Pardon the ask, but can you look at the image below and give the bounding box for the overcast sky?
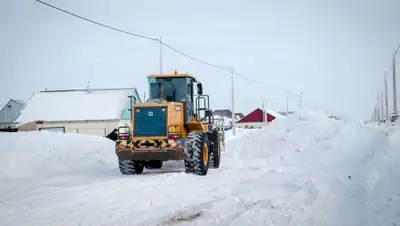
[1,0,399,120]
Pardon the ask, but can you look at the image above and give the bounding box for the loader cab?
[147,71,209,123]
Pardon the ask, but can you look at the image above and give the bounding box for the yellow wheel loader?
[115,71,224,176]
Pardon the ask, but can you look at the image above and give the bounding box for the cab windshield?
[149,77,188,102]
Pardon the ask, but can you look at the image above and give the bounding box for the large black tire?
[184,131,210,175]
[119,160,144,175]
[209,129,221,169]
[144,160,163,169]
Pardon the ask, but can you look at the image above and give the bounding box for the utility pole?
[262,101,265,123]
[381,92,384,121]
[373,107,376,122]
[393,46,399,119]
[265,100,268,124]
[384,73,389,120]
[377,108,380,123]
[159,36,163,74]
[286,90,289,115]
[231,68,236,135]
[299,92,303,110]
[376,94,381,124]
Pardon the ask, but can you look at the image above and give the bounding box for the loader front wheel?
[184,131,210,175]
[118,160,144,175]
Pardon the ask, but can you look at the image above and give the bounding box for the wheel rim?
[203,144,209,165]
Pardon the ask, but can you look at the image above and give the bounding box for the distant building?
[16,88,141,136]
[237,108,285,128]
[278,111,295,116]
[213,109,233,118]
[213,109,244,120]
[0,99,26,128]
[235,113,245,120]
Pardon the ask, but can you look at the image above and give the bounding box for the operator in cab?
[157,81,176,101]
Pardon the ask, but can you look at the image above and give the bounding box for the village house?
[16,87,141,136]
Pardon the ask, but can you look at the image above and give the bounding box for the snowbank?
[224,127,254,141]
[0,131,117,180]
[266,108,286,118]
[224,111,400,225]
[1,111,399,225]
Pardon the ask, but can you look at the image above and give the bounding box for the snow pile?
[345,124,400,226]
[226,111,346,163]
[224,127,254,141]
[0,111,399,225]
[0,131,117,180]
[16,88,134,123]
[266,108,286,118]
[223,111,400,225]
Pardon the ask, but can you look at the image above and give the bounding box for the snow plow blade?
[116,147,188,161]
[116,140,188,161]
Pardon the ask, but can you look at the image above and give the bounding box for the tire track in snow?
[360,126,400,226]
[332,125,398,226]
[152,169,330,226]
[0,168,189,226]
[1,166,279,226]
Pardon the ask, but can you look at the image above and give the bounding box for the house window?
[39,127,65,133]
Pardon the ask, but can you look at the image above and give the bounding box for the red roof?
[238,108,276,123]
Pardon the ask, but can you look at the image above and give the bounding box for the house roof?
[0,99,26,114]
[238,108,285,123]
[11,99,26,106]
[16,88,138,123]
[147,73,198,82]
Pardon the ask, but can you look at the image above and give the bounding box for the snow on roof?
[11,99,27,106]
[266,109,286,118]
[16,88,136,123]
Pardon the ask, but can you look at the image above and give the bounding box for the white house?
[16,87,141,136]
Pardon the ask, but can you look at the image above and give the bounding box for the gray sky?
[1,0,399,120]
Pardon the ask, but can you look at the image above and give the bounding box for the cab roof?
[147,71,198,82]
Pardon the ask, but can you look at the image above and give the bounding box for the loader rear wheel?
[118,160,144,175]
[184,131,210,175]
[209,130,221,169]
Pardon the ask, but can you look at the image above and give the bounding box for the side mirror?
[197,83,203,95]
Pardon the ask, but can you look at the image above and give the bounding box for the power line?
[35,0,157,41]
[233,71,300,97]
[36,0,229,69]
[36,0,302,99]
[161,41,229,70]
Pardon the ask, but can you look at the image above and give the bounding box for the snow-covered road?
[0,112,399,226]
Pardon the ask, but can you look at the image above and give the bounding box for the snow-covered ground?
[0,112,399,225]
